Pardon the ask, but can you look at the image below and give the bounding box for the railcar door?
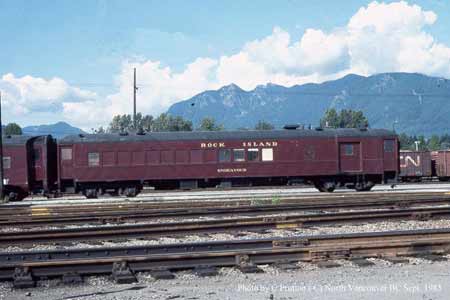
[339,142,362,172]
[60,146,74,178]
[31,144,44,190]
[382,139,397,171]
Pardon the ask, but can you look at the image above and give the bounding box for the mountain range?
[22,122,85,139]
[168,72,450,136]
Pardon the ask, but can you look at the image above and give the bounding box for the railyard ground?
[3,182,450,300]
[1,258,449,300]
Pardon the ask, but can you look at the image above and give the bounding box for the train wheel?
[2,194,10,202]
[354,181,375,192]
[84,189,98,199]
[314,181,336,192]
[124,187,137,197]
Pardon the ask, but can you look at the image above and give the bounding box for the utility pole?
[0,91,4,201]
[392,120,398,133]
[133,67,137,130]
[414,140,421,151]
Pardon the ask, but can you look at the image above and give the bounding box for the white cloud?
[2,1,450,130]
[0,73,97,127]
[346,1,449,75]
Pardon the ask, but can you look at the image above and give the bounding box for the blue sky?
[0,0,450,129]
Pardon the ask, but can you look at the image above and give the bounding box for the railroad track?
[2,192,450,227]
[2,228,450,287]
[2,206,450,246]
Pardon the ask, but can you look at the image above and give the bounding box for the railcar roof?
[60,128,396,144]
[2,135,50,146]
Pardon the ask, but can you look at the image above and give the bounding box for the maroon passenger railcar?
[2,135,57,200]
[57,128,399,197]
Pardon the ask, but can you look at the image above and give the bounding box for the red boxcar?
[399,150,432,181]
[2,135,57,200]
[436,150,450,181]
[57,128,398,197]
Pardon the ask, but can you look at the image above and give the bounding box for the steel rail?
[3,191,450,213]
[2,193,450,227]
[3,191,450,212]
[2,206,450,246]
[1,228,450,283]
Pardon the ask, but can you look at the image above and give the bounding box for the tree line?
[4,107,450,152]
[97,113,276,133]
[319,108,369,129]
[2,123,22,135]
[105,108,369,134]
[398,133,450,151]
[319,108,450,150]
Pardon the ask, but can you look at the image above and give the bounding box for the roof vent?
[283,124,300,130]
[119,132,129,136]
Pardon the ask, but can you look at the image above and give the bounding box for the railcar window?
[33,149,41,161]
[118,151,131,165]
[176,150,189,164]
[132,151,145,165]
[219,149,231,162]
[248,148,259,161]
[384,140,395,152]
[146,151,160,165]
[88,152,100,166]
[344,144,353,156]
[233,149,245,162]
[103,151,115,166]
[3,157,11,169]
[161,150,174,164]
[304,146,315,160]
[190,150,203,164]
[262,148,273,161]
[61,148,72,160]
[204,149,216,163]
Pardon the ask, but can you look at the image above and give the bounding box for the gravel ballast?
[1,257,449,300]
[2,219,450,252]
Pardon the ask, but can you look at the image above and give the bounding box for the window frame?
[247,148,259,162]
[61,148,73,161]
[33,149,41,162]
[190,149,203,164]
[88,152,100,167]
[343,144,354,156]
[131,151,145,166]
[262,148,274,161]
[3,157,11,169]
[146,150,160,165]
[219,149,231,162]
[233,149,245,162]
[384,140,395,152]
[204,149,217,163]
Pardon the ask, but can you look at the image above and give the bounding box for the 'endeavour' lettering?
[217,168,247,173]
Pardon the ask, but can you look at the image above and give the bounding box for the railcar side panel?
[58,130,398,193]
[436,150,450,180]
[2,145,28,191]
[399,151,432,179]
